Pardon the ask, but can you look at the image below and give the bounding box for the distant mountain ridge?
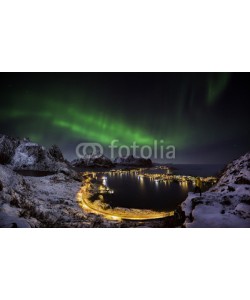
[114,155,152,167]
[71,153,114,168]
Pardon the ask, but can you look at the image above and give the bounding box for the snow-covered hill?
[182,152,250,227]
[0,163,87,228]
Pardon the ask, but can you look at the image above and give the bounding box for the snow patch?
[182,153,250,228]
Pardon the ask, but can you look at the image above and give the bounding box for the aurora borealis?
[0,73,249,163]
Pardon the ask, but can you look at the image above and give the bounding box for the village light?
[77,168,217,222]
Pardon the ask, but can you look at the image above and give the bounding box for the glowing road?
[77,185,174,221]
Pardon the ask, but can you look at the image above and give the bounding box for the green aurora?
[1,91,190,147]
[1,72,249,163]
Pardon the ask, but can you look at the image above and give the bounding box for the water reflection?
[179,180,189,192]
[139,176,145,189]
[155,181,159,188]
[84,168,216,211]
[104,174,192,210]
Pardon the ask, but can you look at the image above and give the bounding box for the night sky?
[0,73,249,163]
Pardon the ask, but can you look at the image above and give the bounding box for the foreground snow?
[182,153,250,228]
[0,165,88,227]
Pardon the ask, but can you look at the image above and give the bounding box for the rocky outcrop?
[0,134,75,173]
[48,144,65,162]
[182,152,250,228]
[11,142,70,172]
[0,135,20,164]
[114,155,152,167]
[71,154,114,168]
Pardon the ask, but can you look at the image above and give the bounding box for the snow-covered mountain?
[12,142,65,171]
[182,152,250,227]
[71,154,114,168]
[114,155,152,167]
[0,134,71,172]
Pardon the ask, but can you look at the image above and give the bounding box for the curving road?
[77,187,174,221]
